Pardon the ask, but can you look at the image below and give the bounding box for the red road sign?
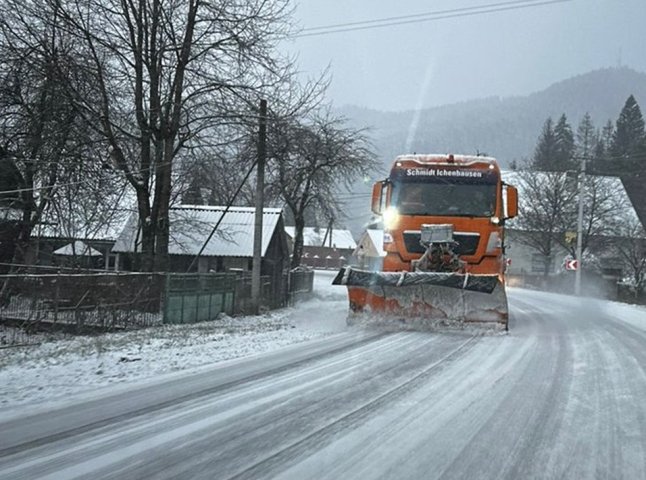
[565,259,579,271]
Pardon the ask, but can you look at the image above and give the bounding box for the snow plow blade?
[333,267,508,330]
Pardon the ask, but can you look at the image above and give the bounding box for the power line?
[301,0,561,32]
[295,0,572,38]
[0,156,253,196]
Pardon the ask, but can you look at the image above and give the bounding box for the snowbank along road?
[1,271,646,479]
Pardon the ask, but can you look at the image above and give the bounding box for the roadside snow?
[0,270,349,412]
[601,299,646,331]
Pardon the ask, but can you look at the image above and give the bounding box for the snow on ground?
[6,268,640,416]
[0,270,349,412]
[599,298,646,331]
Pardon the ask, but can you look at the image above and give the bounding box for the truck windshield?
[391,181,497,217]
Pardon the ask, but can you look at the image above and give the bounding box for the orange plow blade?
[333,267,509,331]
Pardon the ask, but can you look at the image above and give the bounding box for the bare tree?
[267,109,377,268]
[512,169,577,276]
[614,217,646,295]
[513,165,634,275]
[0,0,100,270]
[567,175,629,256]
[39,0,296,271]
[178,131,258,208]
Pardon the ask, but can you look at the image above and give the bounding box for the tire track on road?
[226,334,481,480]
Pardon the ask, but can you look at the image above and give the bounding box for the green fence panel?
[182,295,198,323]
[210,294,223,318]
[165,296,184,324]
[198,294,211,322]
[163,273,238,324]
[224,292,234,315]
[162,271,291,324]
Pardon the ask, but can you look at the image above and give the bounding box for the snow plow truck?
[333,154,518,330]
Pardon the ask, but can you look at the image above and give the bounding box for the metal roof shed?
[112,205,289,274]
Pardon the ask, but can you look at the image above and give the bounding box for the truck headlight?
[382,206,399,230]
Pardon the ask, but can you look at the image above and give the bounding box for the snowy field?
[0,270,348,413]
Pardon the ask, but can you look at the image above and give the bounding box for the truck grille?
[402,231,480,255]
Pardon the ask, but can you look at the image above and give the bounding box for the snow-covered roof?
[284,226,356,249]
[53,240,103,257]
[396,154,498,164]
[354,229,386,257]
[112,205,283,257]
[32,217,131,242]
[30,189,136,242]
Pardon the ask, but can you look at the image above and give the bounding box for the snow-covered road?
[2,273,646,479]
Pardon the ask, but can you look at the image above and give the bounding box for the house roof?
[354,229,386,257]
[112,205,283,257]
[284,226,356,249]
[619,175,646,229]
[28,205,134,241]
[53,240,103,257]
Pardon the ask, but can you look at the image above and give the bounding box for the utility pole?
[251,99,267,314]
[575,155,586,295]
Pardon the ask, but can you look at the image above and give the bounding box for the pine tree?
[554,114,576,171]
[600,120,614,152]
[532,117,559,171]
[610,95,645,160]
[588,120,614,174]
[576,113,596,159]
[591,132,607,174]
[575,113,597,173]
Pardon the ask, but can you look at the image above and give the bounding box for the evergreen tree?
[554,114,576,171]
[576,113,597,173]
[591,133,607,174]
[576,113,596,159]
[600,120,615,152]
[589,120,614,174]
[610,95,645,160]
[532,117,559,171]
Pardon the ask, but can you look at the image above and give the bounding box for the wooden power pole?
[251,99,267,314]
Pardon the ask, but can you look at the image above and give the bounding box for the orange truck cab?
[372,154,518,276]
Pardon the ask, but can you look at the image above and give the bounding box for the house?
[353,229,386,270]
[29,234,120,271]
[0,206,127,272]
[284,226,356,269]
[112,205,290,279]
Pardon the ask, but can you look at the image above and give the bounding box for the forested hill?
[337,67,646,168]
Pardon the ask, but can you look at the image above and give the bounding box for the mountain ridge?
[336,67,646,167]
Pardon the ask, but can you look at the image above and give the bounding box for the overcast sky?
[282,0,646,112]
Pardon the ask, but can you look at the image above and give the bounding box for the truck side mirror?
[505,184,518,219]
[371,182,384,215]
